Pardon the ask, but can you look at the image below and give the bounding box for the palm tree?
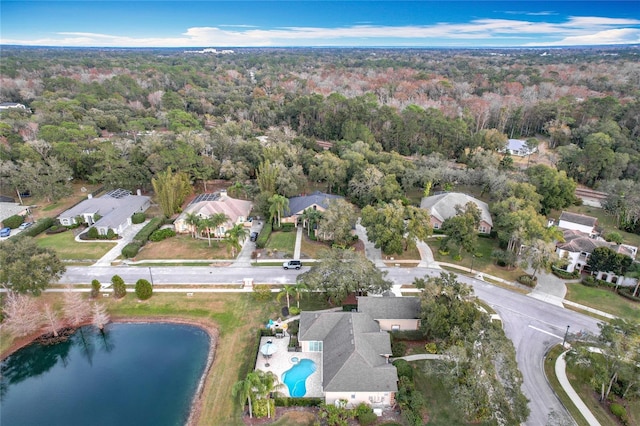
[294,282,308,308]
[300,208,322,237]
[200,213,229,247]
[232,371,261,419]
[268,194,289,228]
[225,224,249,257]
[277,284,296,309]
[254,370,283,419]
[184,212,201,238]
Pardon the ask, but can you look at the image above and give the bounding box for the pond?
[1,323,210,426]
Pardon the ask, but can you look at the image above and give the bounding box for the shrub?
[603,231,623,244]
[255,222,272,249]
[581,276,597,287]
[618,288,640,302]
[3,214,24,229]
[135,279,153,300]
[289,306,300,315]
[121,242,141,259]
[610,403,627,424]
[551,266,580,280]
[391,339,407,357]
[111,275,127,298]
[46,225,68,234]
[393,359,414,380]
[253,284,272,301]
[133,217,163,244]
[131,212,146,224]
[358,411,378,426]
[425,342,438,354]
[90,279,101,298]
[87,227,99,239]
[279,223,295,232]
[106,229,116,239]
[251,398,275,418]
[517,275,537,287]
[19,217,54,238]
[274,397,322,407]
[149,228,176,242]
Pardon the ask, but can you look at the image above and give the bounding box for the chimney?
[137,189,142,196]
[88,194,93,199]
[220,190,227,200]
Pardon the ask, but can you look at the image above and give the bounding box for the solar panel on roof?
[104,188,132,199]
[189,193,220,205]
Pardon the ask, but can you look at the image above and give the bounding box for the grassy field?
[565,283,640,321]
[299,233,331,259]
[265,231,297,257]
[135,234,232,260]
[36,230,116,260]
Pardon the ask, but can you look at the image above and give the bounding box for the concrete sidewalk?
[556,351,602,426]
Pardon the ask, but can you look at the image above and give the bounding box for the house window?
[478,225,487,233]
[61,218,70,226]
[433,223,440,229]
[351,394,356,399]
[308,341,323,352]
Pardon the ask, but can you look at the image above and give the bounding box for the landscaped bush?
[90,279,101,298]
[287,319,299,336]
[131,212,146,224]
[289,306,300,315]
[87,227,99,239]
[106,229,116,239]
[19,217,54,237]
[46,225,68,234]
[135,279,153,300]
[274,397,322,407]
[517,275,537,287]
[581,276,598,287]
[3,214,24,229]
[278,223,295,232]
[618,287,640,302]
[255,222,272,249]
[551,266,580,280]
[133,217,163,244]
[111,275,127,298]
[121,242,141,259]
[253,284,272,301]
[355,403,377,426]
[251,398,275,418]
[149,228,176,242]
[393,359,414,380]
[391,339,407,357]
[610,403,628,424]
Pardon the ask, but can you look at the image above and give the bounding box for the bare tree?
[92,302,110,331]
[42,303,62,337]
[2,291,43,338]
[62,285,92,327]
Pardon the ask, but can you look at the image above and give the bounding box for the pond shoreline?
[1,315,219,426]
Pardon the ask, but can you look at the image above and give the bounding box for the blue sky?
[1,1,639,48]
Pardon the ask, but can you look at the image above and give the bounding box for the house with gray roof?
[558,211,598,236]
[357,296,421,331]
[501,139,536,157]
[556,228,637,282]
[420,192,493,234]
[58,189,150,236]
[282,191,344,225]
[298,311,398,408]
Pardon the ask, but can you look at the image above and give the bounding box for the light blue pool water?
[282,358,316,397]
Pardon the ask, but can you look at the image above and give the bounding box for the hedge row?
[581,276,619,290]
[274,397,323,407]
[551,266,580,280]
[149,228,176,242]
[618,287,640,302]
[517,275,537,287]
[122,243,141,259]
[18,217,54,238]
[3,214,24,229]
[133,217,163,244]
[255,222,272,249]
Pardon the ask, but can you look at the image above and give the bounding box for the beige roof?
[177,195,252,227]
[420,192,492,226]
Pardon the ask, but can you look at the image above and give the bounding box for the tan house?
[298,311,398,408]
[420,192,493,234]
[357,296,421,331]
[174,191,252,237]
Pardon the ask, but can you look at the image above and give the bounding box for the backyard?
[36,230,115,262]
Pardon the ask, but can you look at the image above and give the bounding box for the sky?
[1,1,640,48]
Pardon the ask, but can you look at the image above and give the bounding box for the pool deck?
[255,336,323,398]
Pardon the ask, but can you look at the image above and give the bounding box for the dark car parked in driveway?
[250,231,259,241]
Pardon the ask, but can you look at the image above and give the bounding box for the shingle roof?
[420,192,492,226]
[299,312,398,393]
[557,230,607,253]
[286,191,343,217]
[357,296,420,320]
[177,194,252,227]
[559,211,597,228]
[507,139,527,151]
[58,190,149,229]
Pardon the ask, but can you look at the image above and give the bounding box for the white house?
[502,139,536,156]
[57,189,150,235]
[357,296,421,331]
[557,211,598,236]
[0,102,31,113]
[298,311,398,408]
[420,192,493,234]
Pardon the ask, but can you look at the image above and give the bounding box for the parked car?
[0,227,11,237]
[250,231,259,242]
[283,260,302,270]
[18,222,33,230]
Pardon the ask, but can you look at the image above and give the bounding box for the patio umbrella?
[260,341,277,357]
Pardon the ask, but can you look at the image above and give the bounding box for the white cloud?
[2,16,639,47]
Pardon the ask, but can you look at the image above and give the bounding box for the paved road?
[58,265,600,425]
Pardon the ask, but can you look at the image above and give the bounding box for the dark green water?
[1,323,210,426]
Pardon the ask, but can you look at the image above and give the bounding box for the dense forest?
[1,46,639,231]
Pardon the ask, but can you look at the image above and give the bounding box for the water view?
[1,323,210,426]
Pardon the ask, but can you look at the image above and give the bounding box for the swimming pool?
[282,358,317,397]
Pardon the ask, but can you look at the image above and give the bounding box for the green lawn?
[565,283,640,321]
[265,231,297,257]
[544,346,591,426]
[36,231,116,260]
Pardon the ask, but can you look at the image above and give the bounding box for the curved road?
[60,265,601,425]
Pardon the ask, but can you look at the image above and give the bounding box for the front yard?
[36,230,115,262]
[565,282,640,322]
[135,234,234,260]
